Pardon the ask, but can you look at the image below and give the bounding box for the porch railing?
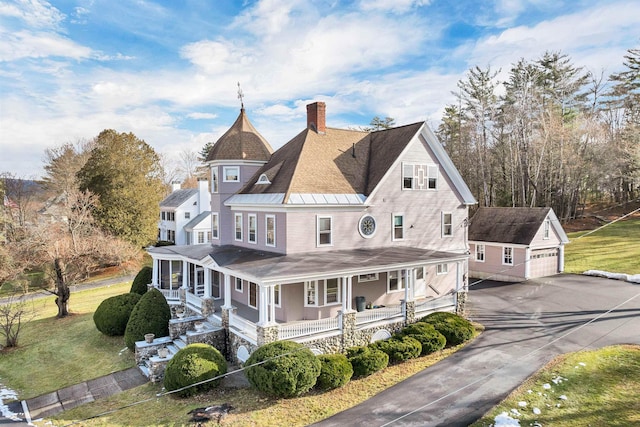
[158,288,180,301]
[279,316,341,340]
[415,293,456,315]
[186,292,202,312]
[229,311,257,343]
[355,304,403,325]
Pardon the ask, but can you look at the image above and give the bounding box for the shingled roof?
[238,123,424,201]
[469,207,561,245]
[160,188,197,208]
[206,108,274,162]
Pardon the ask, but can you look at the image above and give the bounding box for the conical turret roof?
[205,109,273,162]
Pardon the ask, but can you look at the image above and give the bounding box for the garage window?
[475,244,485,262]
[503,247,514,265]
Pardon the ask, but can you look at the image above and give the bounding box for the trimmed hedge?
[346,346,389,378]
[419,311,474,346]
[316,354,353,390]
[370,336,422,364]
[164,343,227,397]
[124,288,171,350]
[399,322,447,355]
[130,266,152,295]
[93,292,141,336]
[245,341,321,398]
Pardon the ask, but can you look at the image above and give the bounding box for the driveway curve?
[311,274,640,427]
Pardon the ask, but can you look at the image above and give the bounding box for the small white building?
[158,179,211,245]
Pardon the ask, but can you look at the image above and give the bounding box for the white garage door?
[530,248,559,278]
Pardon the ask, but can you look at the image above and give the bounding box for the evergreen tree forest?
[437,49,640,221]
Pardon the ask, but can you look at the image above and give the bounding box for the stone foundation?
[455,291,468,317]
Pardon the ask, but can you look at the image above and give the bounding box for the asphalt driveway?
[312,274,640,427]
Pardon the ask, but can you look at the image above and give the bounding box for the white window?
[387,270,405,292]
[273,284,281,307]
[325,278,340,305]
[197,231,205,244]
[543,219,550,239]
[476,244,485,262]
[266,215,276,247]
[223,166,240,182]
[393,214,404,240]
[442,212,452,237]
[427,165,438,189]
[161,211,166,220]
[185,212,191,219]
[436,263,448,275]
[235,213,243,241]
[358,273,379,282]
[305,281,318,306]
[249,282,257,308]
[317,216,332,246]
[256,174,271,184]
[211,167,219,193]
[211,213,219,239]
[248,214,257,244]
[235,277,243,292]
[207,231,212,242]
[503,247,514,265]
[402,163,438,190]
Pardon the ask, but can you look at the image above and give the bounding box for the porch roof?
[147,244,469,285]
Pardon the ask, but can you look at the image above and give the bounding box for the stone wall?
[456,291,468,316]
[228,333,259,365]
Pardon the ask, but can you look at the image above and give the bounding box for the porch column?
[257,284,268,326]
[558,245,565,273]
[152,258,158,287]
[524,248,531,279]
[342,276,354,312]
[204,268,211,298]
[269,285,276,325]
[404,268,414,302]
[182,261,189,289]
[222,273,232,309]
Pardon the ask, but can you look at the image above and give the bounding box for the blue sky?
[1,0,639,179]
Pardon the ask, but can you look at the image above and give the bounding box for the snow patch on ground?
[583,270,640,284]
[0,383,21,421]
[493,411,521,426]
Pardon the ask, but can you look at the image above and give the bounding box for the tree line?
[436,48,640,220]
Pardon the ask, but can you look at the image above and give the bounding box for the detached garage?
[468,207,569,282]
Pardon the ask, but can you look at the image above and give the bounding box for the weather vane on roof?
[237,82,244,110]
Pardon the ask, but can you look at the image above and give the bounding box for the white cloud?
[0,0,65,29]
[0,29,92,61]
[358,0,431,14]
[187,112,218,120]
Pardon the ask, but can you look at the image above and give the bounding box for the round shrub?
[245,341,321,398]
[130,266,152,295]
[419,311,475,346]
[164,343,227,397]
[93,292,141,336]
[400,322,446,355]
[124,288,171,350]
[346,346,389,378]
[316,354,353,390]
[370,336,422,364]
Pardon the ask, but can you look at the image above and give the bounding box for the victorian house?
[143,102,476,372]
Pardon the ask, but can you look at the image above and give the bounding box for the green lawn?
[471,345,640,427]
[564,218,640,275]
[0,282,136,398]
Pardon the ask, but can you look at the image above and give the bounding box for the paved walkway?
[4,368,147,425]
[312,274,640,426]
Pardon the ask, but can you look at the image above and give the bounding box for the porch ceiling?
[149,244,468,284]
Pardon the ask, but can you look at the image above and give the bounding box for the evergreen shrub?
[399,322,447,355]
[346,346,389,378]
[370,336,422,364]
[93,292,141,336]
[245,341,321,398]
[316,354,353,390]
[124,288,171,350]
[419,311,474,346]
[163,343,227,397]
[130,266,152,295]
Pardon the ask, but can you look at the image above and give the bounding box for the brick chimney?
[306,102,326,134]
